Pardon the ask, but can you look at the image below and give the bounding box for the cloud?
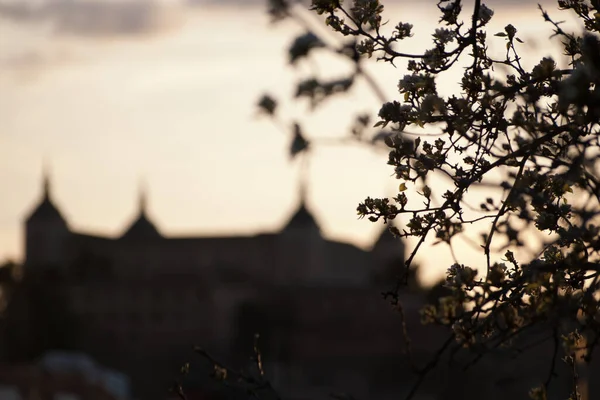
[0,51,46,69]
[0,0,565,80]
[0,1,187,84]
[0,0,561,38]
[186,0,555,6]
[0,0,180,37]
[0,48,76,84]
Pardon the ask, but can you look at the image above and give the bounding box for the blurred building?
[13,173,408,399]
[9,173,600,400]
[23,174,401,286]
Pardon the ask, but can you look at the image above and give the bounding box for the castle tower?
[281,182,320,237]
[121,182,161,240]
[24,169,70,270]
[278,179,324,284]
[371,184,407,284]
[371,222,406,284]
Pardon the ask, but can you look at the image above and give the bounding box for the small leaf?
[404,92,410,102]
[289,32,325,65]
[213,365,227,381]
[494,32,507,37]
[422,185,431,198]
[290,123,310,160]
[384,135,394,147]
[180,363,190,374]
[516,37,524,43]
[257,94,277,115]
[506,42,511,50]
[525,282,540,292]
[399,182,407,192]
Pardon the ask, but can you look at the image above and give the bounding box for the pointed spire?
[26,159,66,224]
[42,159,51,201]
[298,170,308,206]
[283,166,320,232]
[121,178,161,239]
[138,178,148,216]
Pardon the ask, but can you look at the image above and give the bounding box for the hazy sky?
[0,0,582,284]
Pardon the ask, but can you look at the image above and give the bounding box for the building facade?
[16,174,600,400]
[20,174,407,399]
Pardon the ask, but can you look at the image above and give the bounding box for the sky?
[0,0,583,285]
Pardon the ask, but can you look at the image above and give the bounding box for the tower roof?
[26,170,66,223]
[121,184,161,240]
[285,203,319,229]
[373,222,401,250]
[283,178,320,232]
[122,214,161,239]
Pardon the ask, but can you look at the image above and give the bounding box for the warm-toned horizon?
[0,0,582,284]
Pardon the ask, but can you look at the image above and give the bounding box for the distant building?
[18,173,407,399]
[23,173,403,286]
[12,173,600,400]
